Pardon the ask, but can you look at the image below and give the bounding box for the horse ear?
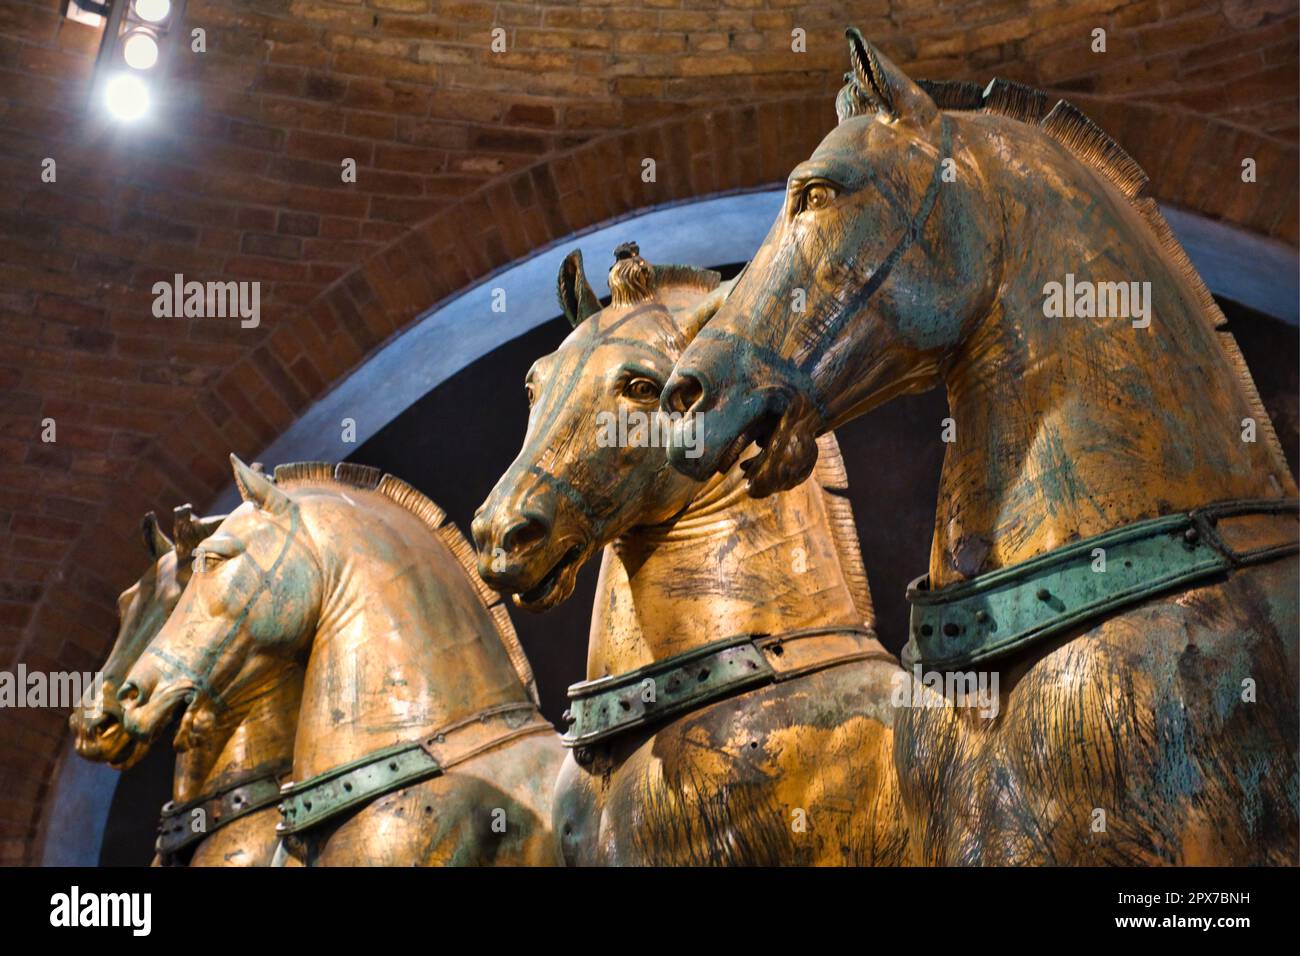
[843,29,936,127]
[172,504,227,563]
[141,512,174,559]
[557,250,601,328]
[231,454,291,515]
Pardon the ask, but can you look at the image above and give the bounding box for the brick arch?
[16,91,1290,866]
[5,0,1298,864]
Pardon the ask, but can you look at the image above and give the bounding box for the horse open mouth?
[676,389,790,483]
[734,402,820,498]
[73,711,146,769]
[97,716,147,769]
[717,407,782,477]
[121,679,199,750]
[514,543,583,612]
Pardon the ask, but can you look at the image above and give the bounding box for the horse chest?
[557,670,906,866]
[186,808,282,867]
[555,720,790,867]
[896,574,1299,865]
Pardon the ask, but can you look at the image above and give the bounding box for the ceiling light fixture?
[121,29,160,70]
[78,0,189,123]
[132,0,171,23]
[104,72,151,121]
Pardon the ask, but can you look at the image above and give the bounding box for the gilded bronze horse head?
[664,31,1001,497]
[70,507,224,769]
[472,243,722,612]
[117,462,318,769]
[73,495,298,866]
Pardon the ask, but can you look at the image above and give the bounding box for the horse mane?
[271,461,540,706]
[911,76,1291,482]
[811,432,876,629]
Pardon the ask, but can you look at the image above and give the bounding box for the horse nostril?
[664,373,704,415]
[502,514,548,555]
[118,682,142,706]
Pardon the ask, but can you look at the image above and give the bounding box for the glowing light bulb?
[132,0,171,23]
[104,73,150,122]
[122,31,159,70]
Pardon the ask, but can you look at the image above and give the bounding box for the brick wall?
[1,0,1296,863]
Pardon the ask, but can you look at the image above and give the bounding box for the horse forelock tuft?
[836,78,871,123]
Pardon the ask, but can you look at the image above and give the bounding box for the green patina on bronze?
[907,498,1300,670]
[157,763,289,864]
[564,636,771,748]
[277,701,551,838]
[277,742,443,837]
[563,625,884,749]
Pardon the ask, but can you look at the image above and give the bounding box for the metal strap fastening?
[562,625,892,749]
[904,498,1299,671]
[276,701,552,836]
[156,762,290,865]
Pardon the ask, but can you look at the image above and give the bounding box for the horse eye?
[802,183,837,212]
[623,378,660,402]
[524,382,537,406]
[193,549,225,574]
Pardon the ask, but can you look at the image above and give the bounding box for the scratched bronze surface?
[474,246,909,865]
[662,29,1299,864]
[119,457,564,866]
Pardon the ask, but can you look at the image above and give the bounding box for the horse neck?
[931,117,1296,586]
[292,495,530,778]
[172,660,302,804]
[587,462,864,678]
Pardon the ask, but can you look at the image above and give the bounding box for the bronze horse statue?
[473,244,908,865]
[70,505,300,866]
[120,456,564,866]
[662,30,1299,865]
